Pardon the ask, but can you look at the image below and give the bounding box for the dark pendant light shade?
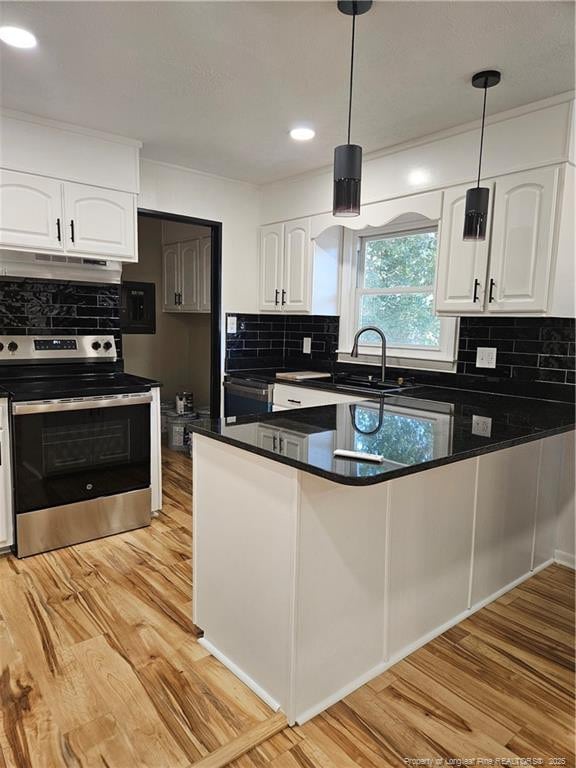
[463,69,501,240]
[333,143,362,216]
[333,1,372,217]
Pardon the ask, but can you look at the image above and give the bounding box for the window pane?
[359,293,441,347]
[363,231,437,289]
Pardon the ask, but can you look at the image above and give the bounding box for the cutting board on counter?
[275,371,332,381]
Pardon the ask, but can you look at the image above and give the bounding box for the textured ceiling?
[0,1,574,184]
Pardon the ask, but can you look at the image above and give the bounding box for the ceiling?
[0,1,574,185]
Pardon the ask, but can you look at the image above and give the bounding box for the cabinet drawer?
[273,383,362,409]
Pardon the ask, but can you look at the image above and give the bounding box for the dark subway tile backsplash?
[0,278,122,355]
[226,313,339,370]
[458,317,575,385]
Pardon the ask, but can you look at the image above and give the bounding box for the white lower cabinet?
[0,400,13,550]
[273,383,362,410]
[436,165,562,315]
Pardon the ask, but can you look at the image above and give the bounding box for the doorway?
[124,209,222,419]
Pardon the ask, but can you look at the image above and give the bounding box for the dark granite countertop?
[191,387,575,486]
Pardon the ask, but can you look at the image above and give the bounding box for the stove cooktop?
[0,372,157,402]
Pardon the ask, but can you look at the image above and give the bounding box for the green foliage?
[359,230,440,347]
[363,231,437,289]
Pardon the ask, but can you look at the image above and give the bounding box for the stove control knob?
[92,341,102,351]
[7,341,18,353]
[0,342,4,352]
[103,341,113,351]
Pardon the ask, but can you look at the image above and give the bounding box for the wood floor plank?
[189,712,288,768]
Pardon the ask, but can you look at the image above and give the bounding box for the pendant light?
[333,1,372,217]
[463,69,501,240]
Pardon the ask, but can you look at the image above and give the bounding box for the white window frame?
[338,221,459,370]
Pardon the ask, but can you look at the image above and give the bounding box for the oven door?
[12,394,152,515]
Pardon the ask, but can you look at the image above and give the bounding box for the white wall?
[260,95,573,225]
[139,159,261,314]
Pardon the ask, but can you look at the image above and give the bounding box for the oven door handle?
[12,393,153,416]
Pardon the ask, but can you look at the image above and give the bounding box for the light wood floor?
[1,448,574,768]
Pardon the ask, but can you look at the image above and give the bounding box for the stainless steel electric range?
[0,335,155,558]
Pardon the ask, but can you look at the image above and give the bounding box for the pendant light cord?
[347,10,356,144]
[476,80,488,188]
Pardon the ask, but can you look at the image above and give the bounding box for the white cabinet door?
[283,218,312,312]
[162,243,180,312]
[435,183,492,313]
[0,402,13,550]
[199,236,212,313]
[260,224,283,311]
[258,425,280,453]
[180,239,200,311]
[64,182,136,259]
[0,169,64,251]
[487,167,559,313]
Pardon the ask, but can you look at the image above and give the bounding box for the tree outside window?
[357,229,442,349]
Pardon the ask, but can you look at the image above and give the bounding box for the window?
[340,223,458,366]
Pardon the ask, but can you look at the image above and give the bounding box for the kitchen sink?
[331,373,418,393]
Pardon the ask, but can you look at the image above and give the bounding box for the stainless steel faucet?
[350,326,387,382]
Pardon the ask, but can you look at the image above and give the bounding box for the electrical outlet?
[302,337,312,354]
[227,316,237,334]
[475,347,497,369]
[472,415,492,438]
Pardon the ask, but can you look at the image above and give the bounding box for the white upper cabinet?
[435,182,493,313]
[64,182,135,260]
[0,169,137,262]
[487,166,559,313]
[259,218,312,313]
[0,170,64,252]
[283,218,312,312]
[260,224,283,311]
[180,239,200,311]
[162,237,211,313]
[162,243,180,311]
[436,166,563,315]
[199,236,212,312]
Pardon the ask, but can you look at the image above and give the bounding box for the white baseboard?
[555,549,576,569]
[198,637,282,715]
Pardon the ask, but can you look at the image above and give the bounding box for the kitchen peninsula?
[190,388,574,725]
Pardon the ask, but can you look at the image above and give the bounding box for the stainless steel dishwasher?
[223,378,274,417]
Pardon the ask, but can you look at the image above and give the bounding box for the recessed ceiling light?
[0,26,37,49]
[290,127,315,141]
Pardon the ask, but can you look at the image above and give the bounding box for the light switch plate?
[476,347,497,369]
[302,337,312,354]
[227,316,237,334]
[472,415,492,438]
